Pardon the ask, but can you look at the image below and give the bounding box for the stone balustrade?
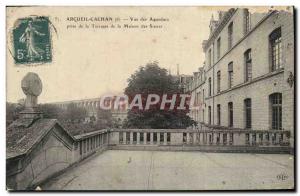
[108,127,291,153]
[6,126,292,190]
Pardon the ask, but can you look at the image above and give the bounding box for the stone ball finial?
[21,72,42,97]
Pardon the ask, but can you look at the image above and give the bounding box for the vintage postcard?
[6,6,295,191]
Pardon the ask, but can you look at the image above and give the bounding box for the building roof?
[6,118,73,159]
[203,8,237,51]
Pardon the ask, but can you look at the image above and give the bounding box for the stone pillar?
[220,133,223,145]
[275,133,280,145]
[144,132,147,145]
[263,133,268,146]
[199,133,202,145]
[249,133,253,146]
[157,133,160,145]
[257,133,261,146]
[130,132,133,145]
[137,132,140,144]
[186,133,190,145]
[164,133,167,145]
[193,133,197,145]
[150,132,153,145]
[123,132,126,145]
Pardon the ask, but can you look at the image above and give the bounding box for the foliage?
[123,62,195,129]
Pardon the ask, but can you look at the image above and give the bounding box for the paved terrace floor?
[42,150,294,190]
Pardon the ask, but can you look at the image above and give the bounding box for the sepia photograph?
[5,5,295,191]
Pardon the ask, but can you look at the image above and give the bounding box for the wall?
[6,126,109,190]
[189,9,294,138]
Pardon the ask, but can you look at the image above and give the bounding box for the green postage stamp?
[13,16,52,64]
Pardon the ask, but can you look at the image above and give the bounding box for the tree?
[38,104,65,119]
[6,102,24,125]
[94,109,113,129]
[123,62,195,129]
[62,103,88,122]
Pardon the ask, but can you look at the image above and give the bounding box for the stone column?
[249,133,253,146]
[150,132,153,145]
[137,132,140,145]
[164,133,167,145]
[123,132,126,145]
[263,133,268,146]
[275,133,280,145]
[199,133,202,145]
[144,132,147,145]
[186,133,190,145]
[130,132,133,145]
[220,133,223,145]
[193,133,197,145]
[157,133,160,145]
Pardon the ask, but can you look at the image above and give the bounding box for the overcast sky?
[6,7,224,103]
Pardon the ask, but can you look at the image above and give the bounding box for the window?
[270,93,282,130]
[270,27,282,71]
[244,9,251,34]
[217,37,221,59]
[244,98,251,128]
[228,62,233,88]
[244,49,252,82]
[217,71,221,93]
[228,22,233,49]
[208,77,212,96]
[202,89,205,102]
[202,109,205,122]
[228,102,233,127]
[196,92,201,106]
[208,49,212,67]
[217,104,221,125]
[208,106,211,125]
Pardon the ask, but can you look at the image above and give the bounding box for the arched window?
[228,22,233,49]
[244,98,252,128]
[244,8,251,34]
[217,71,221,93]
[228,62,233,88]
[244,49,252,82]
[228,102,233,127]
[217,104,221,125]
[270,93,282,130]
[269,27,282,71]
[208,77,212,96]
[208,106,212,125]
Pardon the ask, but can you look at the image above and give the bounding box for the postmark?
[12,16,52,64]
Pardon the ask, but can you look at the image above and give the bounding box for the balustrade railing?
[74,130,109,158]
[110,127,290,148]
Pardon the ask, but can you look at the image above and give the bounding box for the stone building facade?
[186,8,294,144]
